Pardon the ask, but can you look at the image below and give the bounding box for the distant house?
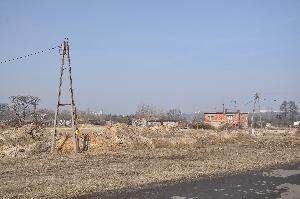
[132,119,147,127]
[204,110,248,128]
[147,120,162,127]
[132,119,179,127]
[162,121,179,127]
[294,121,300,127]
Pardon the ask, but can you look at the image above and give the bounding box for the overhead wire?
[0,45,60,64]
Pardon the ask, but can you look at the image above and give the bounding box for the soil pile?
[0,124,50,157]
[2,124,299,156]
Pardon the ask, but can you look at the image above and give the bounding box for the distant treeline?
[0,96,298,128]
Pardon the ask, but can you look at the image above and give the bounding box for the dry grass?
[0,124,300,198]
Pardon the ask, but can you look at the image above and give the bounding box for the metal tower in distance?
[250,92,262,132]
[51,38,79,153]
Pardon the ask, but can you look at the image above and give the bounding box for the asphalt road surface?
[76,162,300,199]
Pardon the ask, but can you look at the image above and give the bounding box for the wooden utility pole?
[51,38,79,153]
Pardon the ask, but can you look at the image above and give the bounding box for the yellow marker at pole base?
[75,128,80,136]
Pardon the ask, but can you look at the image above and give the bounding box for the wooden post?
[51,38,79,153]
[66,40,79,153]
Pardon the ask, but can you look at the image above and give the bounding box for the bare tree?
[288,101,298,124]
[135,104,159,120]
[279,100,299,126]
[166,109,183,121]
[9,95,40,125]
[280,101,289,125]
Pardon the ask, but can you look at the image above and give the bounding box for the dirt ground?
[1,125,300,198]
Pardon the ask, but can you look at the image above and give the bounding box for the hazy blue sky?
[0,0,299,114]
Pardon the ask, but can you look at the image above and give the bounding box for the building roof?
[204,112,249,115]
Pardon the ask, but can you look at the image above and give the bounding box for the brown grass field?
[1,124,300,198]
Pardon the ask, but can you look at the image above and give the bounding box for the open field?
[1,125,300,198]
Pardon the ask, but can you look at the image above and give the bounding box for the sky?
[0,0,299,114]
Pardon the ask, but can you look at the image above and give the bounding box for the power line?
[0,46,60,64]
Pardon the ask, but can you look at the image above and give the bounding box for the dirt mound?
[56,124,157,153]
[2,124,299,156]
[56,124,259,154]
[0,124,50,157]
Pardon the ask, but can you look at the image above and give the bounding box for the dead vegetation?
[0,124,300,198]
[0,124,49,158]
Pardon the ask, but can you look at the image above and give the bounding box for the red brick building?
[204,111,249,128]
